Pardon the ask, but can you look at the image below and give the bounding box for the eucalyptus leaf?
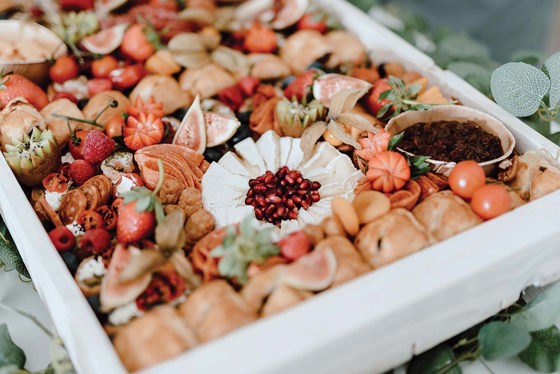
[406,344,461,374]
[511,282,560,332]
[478,321,532,360]
[0,324,26,369]
[490,62,550,117]
[0,222,29,280]
[447,61,491,95]
[518,326,560,373]
[438,34,492,65]
[543,52,560,108]
[511,50,548,66]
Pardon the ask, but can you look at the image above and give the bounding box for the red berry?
[218,85,244,111]
[48,226,76,252]
[81,130,115,164]
[237,76,260,97]
[79,228,112,254]
[117,201,155,243]
[278,231,310,261]
[68,160,96,186]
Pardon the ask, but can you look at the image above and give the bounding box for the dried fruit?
[366,151,411,193]
[124,112,164,151]
[3,128,61,187]
[173,95,206,153]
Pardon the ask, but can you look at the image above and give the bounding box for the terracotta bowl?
[0,20,67,85]
[385,105,516,176]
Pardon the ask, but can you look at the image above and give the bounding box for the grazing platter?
[0,0,559,373]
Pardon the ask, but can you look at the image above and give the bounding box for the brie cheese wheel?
[202,130,364,238]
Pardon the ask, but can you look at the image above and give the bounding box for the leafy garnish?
[0,218,30,280]
[387,132,404,151]
[377,76,456,119]
[386,132,430,178]
[211,216,278,285]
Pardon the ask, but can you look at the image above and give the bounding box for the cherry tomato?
[448,160,486,199]
[366,78,393,116]
[91,56,119,79]
[149,0,178,11]
[77,210,106,231]
[109,64,146,90]
[278,231,310,261]
[68,130,90,159]
[470,184,511,220]
[105,114,125,138]
[42,173,69,192]
[49,56,79,84]
[95,205,117,231]
[111,198,124,215]
[87,78,112,96]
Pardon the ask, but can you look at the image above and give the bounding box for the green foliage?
[0,218,30,280]
[510,282,560,332]
[518,326,560,373]
[542,52,560,108]
[0,324,26,369]
[491,62,550,117]
[478,321,531,360]
[407,344,462,374]
[211,216,278,285]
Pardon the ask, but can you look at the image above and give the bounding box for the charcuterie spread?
[1,0,560,371]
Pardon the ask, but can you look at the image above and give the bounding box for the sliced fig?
[281,247,337,291]
[81,23,128,55]
[173,95,207,153]
[271,0,309,30]
[205,111,241,147]
[312,74,372,108]
[100,244,152,312]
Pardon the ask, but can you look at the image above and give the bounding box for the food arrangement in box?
[2,0,560,371]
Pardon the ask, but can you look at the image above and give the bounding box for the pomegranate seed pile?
[245,166,321,225]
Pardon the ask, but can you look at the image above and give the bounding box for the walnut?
[184,209,215,249]
[178,187,203,218]
[157,178,183,204]
[498,155,519,183]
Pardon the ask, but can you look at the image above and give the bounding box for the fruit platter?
[1,0,560,373]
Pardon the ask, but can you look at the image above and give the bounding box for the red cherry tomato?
[297,13,328,33]
[77,210,106,231]
[470,184,511,220]
[87,78,112,96]
[91,56,119,79]
[448,160,486,199]
[42,173,69,192]
[49,56,79,84]
[109,64,146,90]
[68,130,90,159]
[278,231,311,261]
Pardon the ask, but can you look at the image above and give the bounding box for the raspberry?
[69,159,96,186]
[81,130,115,164]
[48,226,76,252]
[79,228,112,254]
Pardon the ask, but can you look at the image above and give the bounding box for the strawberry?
[68,130,89,160]
[69,160,96,186]
[48,226,76,252]
[81,130,116,164]
[0,72,49,110]
[284,70,316,101]
[244,21,277,53]
[365,78,393,116]
[79,229,112,254]
[218,85,244,111]
[117,160,165,243]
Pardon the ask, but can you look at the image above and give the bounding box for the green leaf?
[348,0,379,11]
[406,344,461,374]
[511,282,560,332]
[0,220,30,280]
[408,83,422,97]
[478,321,532,360]
[518,326,560,373]
[447,61,492,95]
[378,89,392,100]
[239,216,254,238]
[134,195,152,212]
[0,324,26,368]
[0,364,28,374]
[522,113,551,137]
[437,34,492,65]
[511,50,548,66]
[543,52,560,108]
[387,132,404,151]
[490,62,550,117]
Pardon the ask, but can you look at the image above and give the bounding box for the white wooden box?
[1,1,560,373]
